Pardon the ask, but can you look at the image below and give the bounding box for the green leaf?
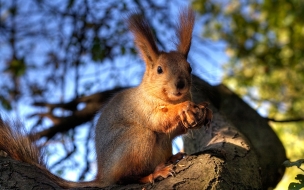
[5,58,26,77]
[0,96,12,110]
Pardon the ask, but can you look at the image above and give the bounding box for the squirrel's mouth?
[162,87,189,102]
[166,90,186,101]
[173,91,183,96]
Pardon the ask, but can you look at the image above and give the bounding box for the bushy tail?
[0,119,44,166]
[0,118,99,188]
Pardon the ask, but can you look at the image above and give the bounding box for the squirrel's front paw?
[197,102,213,128]
[179,101,212,128]
[179,101,202,128]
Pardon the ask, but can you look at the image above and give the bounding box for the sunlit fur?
[94,8,196,186]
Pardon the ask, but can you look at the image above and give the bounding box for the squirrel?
[0,8,212,188]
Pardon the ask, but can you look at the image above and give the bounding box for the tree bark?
[0,76,286,189]
[184,75,286,189]
[0,150,261,190]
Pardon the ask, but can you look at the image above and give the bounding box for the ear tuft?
[175,8,195,58]
[128,13,159,65]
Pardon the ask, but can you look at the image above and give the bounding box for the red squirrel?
[0,8,212,188]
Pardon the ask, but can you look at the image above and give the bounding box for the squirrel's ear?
[128,13,159,66]
[175,8,195,58]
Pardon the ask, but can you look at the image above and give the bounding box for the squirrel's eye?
[157,66,163,74]
[188,66,192,73]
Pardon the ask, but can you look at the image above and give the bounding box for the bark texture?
[0,76,286,189]
[184,75,286,189]
[0,152,261,190]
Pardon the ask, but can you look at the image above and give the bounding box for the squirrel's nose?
[176,80,185,90]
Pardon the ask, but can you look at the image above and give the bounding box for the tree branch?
[0,122,262,189]
[266,117,304,123]
[29,87,126,141]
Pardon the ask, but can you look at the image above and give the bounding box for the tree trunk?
[0,76,286,189]
[184,75,286,189]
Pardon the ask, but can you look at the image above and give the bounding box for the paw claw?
[170,171,176,177]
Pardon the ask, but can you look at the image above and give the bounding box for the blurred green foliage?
[192,0,304,189]
[193,0,304,118]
